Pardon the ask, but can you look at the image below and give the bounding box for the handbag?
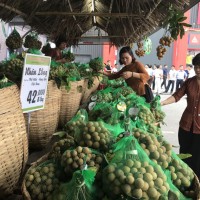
[144,83,154,103]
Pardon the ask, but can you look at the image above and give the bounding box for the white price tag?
[20,54,51,113]
[88,102,96,110]
[129,107,139,116]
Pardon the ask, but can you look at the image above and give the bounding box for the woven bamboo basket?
[193,173,200,200]
[24,81,61,150]
[22,154,49,200]
[59,79,85,127]
[81,76,100,104]
[0,85,28,196]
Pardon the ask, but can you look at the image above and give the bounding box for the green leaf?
[180,23,192,27]
[53,131,66,137]
[180,26,185,39]
[177,153,192,160]
[178,16,187,22]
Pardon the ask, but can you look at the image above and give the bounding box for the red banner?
[198,3,200,25]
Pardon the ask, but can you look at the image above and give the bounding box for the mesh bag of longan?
[88,101,127,130]
[150,95,166,124]
[167,151,199,199]
[165,170,192,200]
[65,109,88,137]
[88,102,115,122]
[49,168,97,200]
[74,120,114,153]
[106,78,125,88]
[23,158,61,200]
[129,119,173,170]
[48,134,75,161]
[125,91,148,108]
[61,146,104,178]
[102,135,170,199]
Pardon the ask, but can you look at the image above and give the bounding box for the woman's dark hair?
[192,53,200,66]
[119,46,136,65]
[55,36,67,47]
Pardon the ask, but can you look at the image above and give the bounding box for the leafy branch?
[162,6,192,40]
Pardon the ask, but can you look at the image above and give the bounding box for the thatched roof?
[0,0,198,46]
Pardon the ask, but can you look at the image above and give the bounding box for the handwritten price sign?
[20,54,51,113]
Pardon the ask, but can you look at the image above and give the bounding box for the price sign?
[20,53,51,113]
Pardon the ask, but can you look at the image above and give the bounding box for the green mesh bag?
[112,86,133,99]
[165,170,192,200]
[150,95,166,123]
[74,120,114,153]
[88,102,114,121]
[24,160,61,200]
[48,135,75,162]
[106,78,125,88]
[132,125,172,170]
[168,151,196,198]
[66,109,88,137]
[147,123,162,135]
[49,168,96,200]
[103,135,170,199]
[61,146,103,176]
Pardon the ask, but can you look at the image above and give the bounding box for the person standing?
[176,65,187,91]
[104,60,112,72]
[111,64,118,73]
[152,64,156,90]
[165,65,177,93]
[187,65,195,78]
[102,46,149,100]
[154,65,163,94]
[160,53,200,180]
[45,36,67,63]
[161,64,168,90]
[145,64,154,87]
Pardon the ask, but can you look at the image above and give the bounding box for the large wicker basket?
[59,79,85,127]
[24,81,61,150]
[81,76,100,104]
[0,85,28,196]
[193,173,200,200]
[22,154,49,200]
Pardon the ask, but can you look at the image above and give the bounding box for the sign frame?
[20,53,51,113]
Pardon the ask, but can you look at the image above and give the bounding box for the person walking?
[176,65,187,91]
[165,65,177,93]
[102,46,150,101]
[161,64,168,90]
[160,53,200,180]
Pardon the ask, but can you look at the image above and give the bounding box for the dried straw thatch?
[0,0,198,46]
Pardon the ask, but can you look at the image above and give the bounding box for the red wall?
[102,42,117,67]
[172,11,190,69]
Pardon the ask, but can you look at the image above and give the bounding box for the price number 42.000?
[27,89,45,104]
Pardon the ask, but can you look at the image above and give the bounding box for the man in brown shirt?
[161,53,200,179]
